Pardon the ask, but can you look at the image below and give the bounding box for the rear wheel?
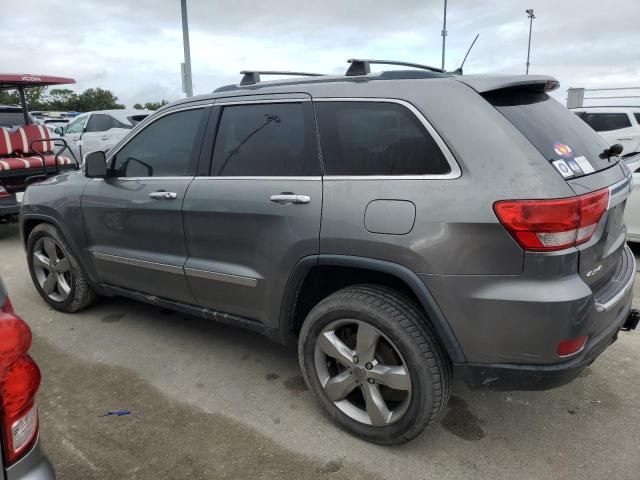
[298,284,451,445]
[27,223,97,312]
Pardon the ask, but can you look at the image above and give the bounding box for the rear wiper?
[600,143,624,162]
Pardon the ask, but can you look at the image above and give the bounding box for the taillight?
[0,297,40,464]
[557,335,589,358]
[0,186,10,198]
[494,188,609,251]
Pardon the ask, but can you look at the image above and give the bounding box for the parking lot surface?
[1,224,639,479]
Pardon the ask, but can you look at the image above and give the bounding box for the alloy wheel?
[313,319,412,426]
[32,237,72,302]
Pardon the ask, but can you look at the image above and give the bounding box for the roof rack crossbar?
[346,59,446,76]
[239,70,325,86]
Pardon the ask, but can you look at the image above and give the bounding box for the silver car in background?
[59,109,150,163]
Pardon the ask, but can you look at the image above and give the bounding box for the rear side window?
[578,113,632,132]
[86,114,131,132]
[634,113,640,125]
[315,101,450,176]
[485,91,615,176]
[128,115,148,126]
[212,102,319,176]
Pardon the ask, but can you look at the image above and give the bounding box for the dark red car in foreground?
[0,278,54,479]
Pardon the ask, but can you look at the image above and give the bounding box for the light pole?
[525,9,535,75]
[181,0,193,97]
[441,0,448,70]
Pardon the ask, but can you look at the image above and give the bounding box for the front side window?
[112,108,203,177]
[212,102,319,176]
[315,101,451,176]
[581,113,632,132]
[65,115,87,134]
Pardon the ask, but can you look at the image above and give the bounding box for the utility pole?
[441,0,448,70]
[181,0,193,97]
[525,9,535,75]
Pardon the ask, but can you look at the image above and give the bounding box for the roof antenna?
[449,33,479,75]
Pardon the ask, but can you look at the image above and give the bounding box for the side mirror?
[84,151,108,178]
[53,127,63,136]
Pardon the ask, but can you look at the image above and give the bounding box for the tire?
[298,284,451,445]
[26,223,97,313]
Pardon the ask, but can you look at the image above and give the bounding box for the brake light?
[0,296,40,465]
[557,335,589,357]
[494,188,609,251]
[0,186,9,198]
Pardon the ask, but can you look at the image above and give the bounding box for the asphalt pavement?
[1,223,639,479]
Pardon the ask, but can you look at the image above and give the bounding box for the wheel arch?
[21,213,98,284]
[279,254,466,363]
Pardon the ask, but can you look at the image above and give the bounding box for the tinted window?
[315,102,450,176]
[113,108,203,177]
[0,111,25,128]
[634,113,640,125]
[212,103,319,176]
[128,114,148,126]
[86,114,130,132]
[485,91,615,175]
[579,113,632,132]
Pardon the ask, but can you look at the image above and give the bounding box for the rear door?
[82,105,209,304]
[182,94,322,327]
[485,90,630,291]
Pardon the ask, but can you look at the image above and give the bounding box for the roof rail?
[239,70,325,86]
[345,59,445,76]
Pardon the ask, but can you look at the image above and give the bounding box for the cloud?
[1,0,639,106]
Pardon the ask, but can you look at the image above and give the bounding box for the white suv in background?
[60,109,151,163]
[572,107,640,158]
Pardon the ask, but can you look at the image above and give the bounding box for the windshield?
[484,90,617,178]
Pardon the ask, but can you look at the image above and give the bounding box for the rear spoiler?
[455,75,560,93]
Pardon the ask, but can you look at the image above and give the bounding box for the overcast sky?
[3,0,639,107]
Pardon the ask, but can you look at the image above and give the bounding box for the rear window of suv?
[484,90,616,176]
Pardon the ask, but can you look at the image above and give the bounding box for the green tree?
[47,88,78,111]
[75,88,125,111]
[140,100,169,111]
[133,103,144,110]
[0,87,47,109]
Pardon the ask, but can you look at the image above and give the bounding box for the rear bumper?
[456,304,636,390]
[420,243,636,389]
[5,437,55,480]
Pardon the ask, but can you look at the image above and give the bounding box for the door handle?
[148,191,177,200]
[618,137,633,141]
[101,136,109,141]
[270,194,311,205]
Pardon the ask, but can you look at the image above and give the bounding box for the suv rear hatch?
[480,83,631,297]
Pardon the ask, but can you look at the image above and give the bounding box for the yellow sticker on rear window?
[553,142,573,157]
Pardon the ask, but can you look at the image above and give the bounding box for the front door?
[81,105,209,304]
[183,96,322,327]
[61,113,89,163]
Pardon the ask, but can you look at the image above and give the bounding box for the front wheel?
[27,223,97,313]
[298,285,451,445]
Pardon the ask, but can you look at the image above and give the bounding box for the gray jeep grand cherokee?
[20,60,638,444]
